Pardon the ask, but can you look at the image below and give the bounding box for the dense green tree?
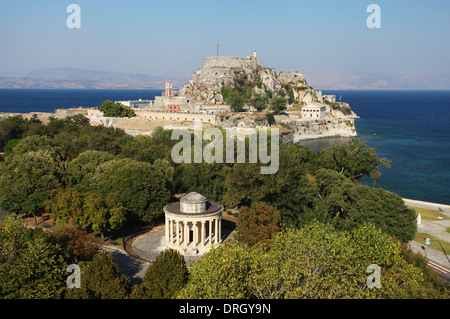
[64,252,131,299]
[251,94,268,112]
[287,88,295,105]
[177,240,253,299]
[0,152,61,223]
[73,125,126,155]
[89,158,171,223]
[222,163,277,208]
[250,222,424,299]
[45,186,126,241]
[99,100,136,118]
[0,215,68,299]
[270,96,287,115]
[79,194,126,241]
[178,162,231,203]
[131,249,188,299]
[228,91,245,112]
[3,138,21,157]
[0,116,26,151]
[313,168,417,242]
[65,150,115,192]
[179,222,427,299]
[312,138,390,182]
[265,113,275,126]
[45,186,84,226]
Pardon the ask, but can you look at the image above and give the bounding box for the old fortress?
[14,52,359,142]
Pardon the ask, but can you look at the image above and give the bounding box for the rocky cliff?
[178,54,325,107]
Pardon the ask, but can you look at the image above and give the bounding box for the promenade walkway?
[404,198,450,282]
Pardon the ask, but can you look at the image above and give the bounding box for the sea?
[0,89,449,205]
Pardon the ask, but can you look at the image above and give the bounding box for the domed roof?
[164,192,223,217]
[180,192,207,204]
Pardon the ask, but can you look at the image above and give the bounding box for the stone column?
[165,216,169,244]
[176,220,180,245]
[215,217,219,244]
[201,221,206,247]
[209,219,213,244]
[184,221,188,248]
[218,217,221,243]
[168,218,172,244]
[193,221,198,248]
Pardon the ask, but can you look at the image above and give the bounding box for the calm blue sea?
[309,90,450,205]
[0,89,449,205]
[0,89,163,114]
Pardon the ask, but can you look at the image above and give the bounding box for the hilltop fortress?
[7,53,359,141]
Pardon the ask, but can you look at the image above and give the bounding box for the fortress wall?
[135,110,216,125]
[291,118,357,142]
[201,56,259,71]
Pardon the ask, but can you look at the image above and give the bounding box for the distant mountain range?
[0,67,448,90]
[301,68,450,90]
[0,68,189,89]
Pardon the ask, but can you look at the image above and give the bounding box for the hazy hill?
[0,68,188,89]
[301,68,450,90]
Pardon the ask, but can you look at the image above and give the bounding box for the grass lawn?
[415,232,450,255]
[408,206,450,221]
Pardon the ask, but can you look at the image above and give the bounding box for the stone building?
[302,103,327,119]
[164,192,223,257]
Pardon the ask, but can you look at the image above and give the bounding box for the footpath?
[403,198,450,282]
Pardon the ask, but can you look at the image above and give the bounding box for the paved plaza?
[130,224,235,263]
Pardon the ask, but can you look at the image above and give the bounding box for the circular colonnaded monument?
[128,192,229,266]
[164,192,223,257]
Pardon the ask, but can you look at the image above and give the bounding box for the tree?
[0,152,61,224]
[45,186,126,241]
[222,163,277,208]
[249,222,424,299]
[79,194,126,241]
[178,222,427,299]
[177,241,253,299]
[99,100,135,118]
[236,202,280,249]
[313,138,390,182]
[45,186,84,226]
[3,138,21,157]
[73,125,126,155]
[228,91,245,112]
[89,158,171,223]
[270,96,287,115]
[47,227,99,263]
[287,88,295,105]
[64,252,131,299]
[265,113,275,126]
[65,150,115,192]
[251,94,268,112]
[0,215,68,299]
[132,249,188,299]
[313,168,417,242]
[179,162,231,203]
[0,116,26,151]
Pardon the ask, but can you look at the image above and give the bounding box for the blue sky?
[1,0,449,86]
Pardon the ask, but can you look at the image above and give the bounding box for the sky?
[1,0,450,88]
